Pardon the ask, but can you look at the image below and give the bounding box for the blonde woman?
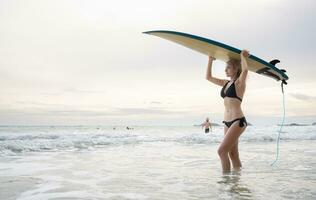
[206,50,249,173]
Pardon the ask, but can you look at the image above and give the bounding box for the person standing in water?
[201,117,212,133]
[206,50,249,174]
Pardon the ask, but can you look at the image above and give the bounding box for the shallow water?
[0,125,315,199]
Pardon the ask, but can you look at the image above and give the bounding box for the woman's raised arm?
[206,56,227,86]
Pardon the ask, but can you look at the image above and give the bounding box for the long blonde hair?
[227,59,241,79]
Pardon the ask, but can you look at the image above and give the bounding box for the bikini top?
[220,80,242,102]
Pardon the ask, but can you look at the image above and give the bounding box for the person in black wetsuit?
[205,50,249,174]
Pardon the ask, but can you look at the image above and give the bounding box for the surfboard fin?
[280,69,287,84]
[269,59,280,66]
[282,80,287,85]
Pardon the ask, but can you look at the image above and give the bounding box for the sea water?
[0,125,315,199]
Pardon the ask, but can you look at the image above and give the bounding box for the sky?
[0,0,315,126]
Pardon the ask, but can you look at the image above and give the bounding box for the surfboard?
[143,30,288,82]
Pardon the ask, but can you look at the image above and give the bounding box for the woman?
[206,50,249,174]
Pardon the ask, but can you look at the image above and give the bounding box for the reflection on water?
[217,171,253,199]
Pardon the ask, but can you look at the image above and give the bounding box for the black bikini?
[221,80,247,128]
[223,117,247,128]
[220,80,242,102]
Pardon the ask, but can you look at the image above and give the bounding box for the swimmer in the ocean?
[201,117,212,133]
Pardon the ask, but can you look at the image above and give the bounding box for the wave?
[279,123,315,127]
[1,132,316,156]
[1,125,316,156]
[0,133,141,155]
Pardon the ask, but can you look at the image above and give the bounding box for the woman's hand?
[208,56,216,61]
[241,49,250,58]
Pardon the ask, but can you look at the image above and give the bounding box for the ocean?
[0,124,315,200]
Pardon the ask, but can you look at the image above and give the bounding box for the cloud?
[290,93,316,101]
[1,106,186,118]
[15,101,62,107]
[63,88,106,94]
[114,107,185,116]
[150,101,162,105]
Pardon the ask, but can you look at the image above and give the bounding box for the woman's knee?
[217,146,229,157]
[229,150,239,160]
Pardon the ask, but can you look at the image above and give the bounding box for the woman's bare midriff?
[223,98,244,121]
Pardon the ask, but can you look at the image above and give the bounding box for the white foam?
[0,125,316,156]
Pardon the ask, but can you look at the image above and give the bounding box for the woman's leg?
[224,125,229,135]
[229,142,242,170]
[218,122,246,173]
[219,125,231,173]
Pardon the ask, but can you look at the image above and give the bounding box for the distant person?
[201,117,212,133]
[205,50,249,174]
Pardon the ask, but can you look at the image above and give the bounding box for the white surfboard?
[144,30,288,82]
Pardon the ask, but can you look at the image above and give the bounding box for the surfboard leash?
[271,79,287,166]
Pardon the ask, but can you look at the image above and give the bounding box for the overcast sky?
[0,0,315,125]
